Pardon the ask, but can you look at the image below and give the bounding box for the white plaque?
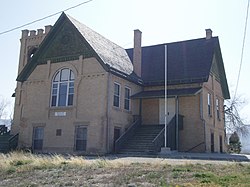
[55,112,66,116]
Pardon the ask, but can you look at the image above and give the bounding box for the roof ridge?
[126,36,218,50]
[67,14,133,75]
[66,14,125,50]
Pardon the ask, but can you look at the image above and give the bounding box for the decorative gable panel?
[38,20,95,64]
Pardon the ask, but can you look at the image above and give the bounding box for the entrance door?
[211,133,215,152]
[33,127,44,150]
[113,128,121,151]
[159,98,176,124]
[219,135,223,153]
[75,126,87,151]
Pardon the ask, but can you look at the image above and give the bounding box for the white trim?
[124,86,131,111]
[50,68,75,107]
[113,82,121,108]
[164,44,168,148]
[216,98,220,120]
[208,93,212,116]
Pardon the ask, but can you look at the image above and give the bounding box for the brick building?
[10,13,230,154]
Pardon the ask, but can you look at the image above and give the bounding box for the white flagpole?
[164,44,167,147]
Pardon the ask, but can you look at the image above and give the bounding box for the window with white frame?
[51,68,75,107]
[124,87,131,110]
[216,98,220,119]
[208,93,212,116]
[113,83,120,107]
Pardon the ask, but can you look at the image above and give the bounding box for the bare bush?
[224,95,248,137]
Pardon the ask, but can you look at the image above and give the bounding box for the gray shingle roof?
[68,15,133,75]
[126,38,216,85]
[126,37,230,99]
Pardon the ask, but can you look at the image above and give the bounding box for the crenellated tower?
[13,25,53,136]
[17,25,52,74]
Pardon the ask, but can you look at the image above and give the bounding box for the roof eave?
[109,68,143,85]
[131,87,202,99]
[16,13,112,82]
[214,39,230,99]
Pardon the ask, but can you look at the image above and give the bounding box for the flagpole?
[164,44,167,147]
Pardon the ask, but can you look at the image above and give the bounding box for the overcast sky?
[0,0,249,122]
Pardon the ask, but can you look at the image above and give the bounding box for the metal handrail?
[115,118,141,153]
[152,115,184,152]
[152,115,176,152]
[185,142,205,152]
[152,128,165,143]
[152,127,165,152]
[8,133,19,151]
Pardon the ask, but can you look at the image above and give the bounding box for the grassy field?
[0,152,250,186]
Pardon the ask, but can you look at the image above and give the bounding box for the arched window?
[51,68,75,107]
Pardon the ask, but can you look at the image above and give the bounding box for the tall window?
[33,127,44,150]
[124,87,131,110]
[219,135,223,153]
[208,93,211,116]
[75,126,87,151]
[216,98,220,119]
[51,68,75,107]
[211,133,214,152]
[113,83,120,107]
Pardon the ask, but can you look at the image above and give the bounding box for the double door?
[159,98,176,124]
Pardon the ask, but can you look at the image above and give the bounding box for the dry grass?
[0,151,250,186]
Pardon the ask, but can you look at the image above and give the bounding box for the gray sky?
[0,0,249,122]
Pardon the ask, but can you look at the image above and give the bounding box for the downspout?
[175,96,179,151]
[164,44,168,148]
[139,98,142,119]
[200,91,206,152]
[106,72,111,153]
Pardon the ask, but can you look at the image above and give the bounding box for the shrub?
[228,132,242,153]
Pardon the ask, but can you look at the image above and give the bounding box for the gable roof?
[17,13,134,82]
[67,15,133,75]
[126,37,230,99]
[16,13,229,99]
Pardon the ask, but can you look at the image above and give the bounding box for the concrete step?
[136,128,163,132]
[123,143,155,148]
[118,124,165,154]
[128,136,157,141]
[119,148,155,153]
[128,140,154,144]
[129,137,157,140]
[159,147,173,155]
[123,140,154,145]
[133,133,161,137]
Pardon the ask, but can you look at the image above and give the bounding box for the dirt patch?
[1,152,250,186]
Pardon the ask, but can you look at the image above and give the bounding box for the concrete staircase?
[0,125,19,153]
[118,125,164,153]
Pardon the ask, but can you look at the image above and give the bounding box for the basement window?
[56,129,62,136]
